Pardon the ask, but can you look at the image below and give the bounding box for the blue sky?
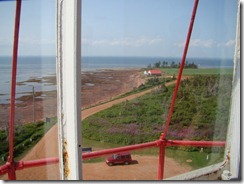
[0,0,239,58]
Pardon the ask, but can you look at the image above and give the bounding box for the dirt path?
[1,77,192,180]
[82,79,179,119]
[83,155,190,180]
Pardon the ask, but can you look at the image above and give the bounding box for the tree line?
[147,60,198,69]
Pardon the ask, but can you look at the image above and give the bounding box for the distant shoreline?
[0,68,143,127]
[0,67,233,105]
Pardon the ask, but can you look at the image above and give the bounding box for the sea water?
[0,56,233,104]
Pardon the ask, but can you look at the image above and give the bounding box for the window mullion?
[57,0,82,180]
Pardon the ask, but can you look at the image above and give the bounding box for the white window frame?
[56,0,82,180]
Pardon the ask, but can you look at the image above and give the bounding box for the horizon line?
[0,55,234,60]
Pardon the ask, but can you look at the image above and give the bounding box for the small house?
[148,69,162,76]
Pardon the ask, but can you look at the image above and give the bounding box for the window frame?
[56,0,82,180]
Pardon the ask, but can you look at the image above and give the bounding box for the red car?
[106,152,132,166]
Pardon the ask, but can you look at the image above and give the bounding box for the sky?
[0,0,239,58]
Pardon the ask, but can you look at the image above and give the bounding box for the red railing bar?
[82,140,160,160]
[159,0,199,179]
[16,157,59,170]
[82,139,225,160]
[0,164,9,175]
[0,157,59,175]
[165,140,226,147]
[158,144,166,180]
[162,0,199,139]
[7,0,22,180]
[9,0,22,164]
[0,140,225,177]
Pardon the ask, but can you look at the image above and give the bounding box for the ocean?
[0,56,233,104]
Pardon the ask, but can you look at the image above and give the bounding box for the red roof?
[149,69,162,75]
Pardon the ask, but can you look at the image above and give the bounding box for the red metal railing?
[158,0,199,179]
[0,157,59,176]
[0,139,225,178]
[82,139,226,160]
[0,0,226,180]
[6,0,22,180]
[162,0,199,139]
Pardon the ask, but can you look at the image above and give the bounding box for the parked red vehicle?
[106,152,132,166]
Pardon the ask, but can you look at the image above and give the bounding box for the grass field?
[161,68,233,76]
[165,148,224,170]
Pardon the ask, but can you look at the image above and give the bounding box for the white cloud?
[175,39,214,48]
[0,37,56,56]
[92,40,108,46]
[217,39,235,47]
[190,39,214,48]
[176,38,236,49]
[0,37,55,48]
[82,37,163,47]
[81,38,90,45]
[19,38,55,45]
[149,38,162,45]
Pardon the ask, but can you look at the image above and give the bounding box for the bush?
[0,119,56,162]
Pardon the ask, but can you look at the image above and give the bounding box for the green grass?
[82,137,121,149]
[82,75,232,144]
[118,77,174,97]
[0,118,57,165]
[161,68,233,76]
[165,148,224,170]
[82,77,173,111]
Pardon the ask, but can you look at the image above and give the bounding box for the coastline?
[0,68,144,128]
[0,66,233,128]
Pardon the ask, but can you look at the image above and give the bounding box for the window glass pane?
[0,0,58,180]
[81,0,238,180]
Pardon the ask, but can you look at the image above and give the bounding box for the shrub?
[0,119,56,162]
